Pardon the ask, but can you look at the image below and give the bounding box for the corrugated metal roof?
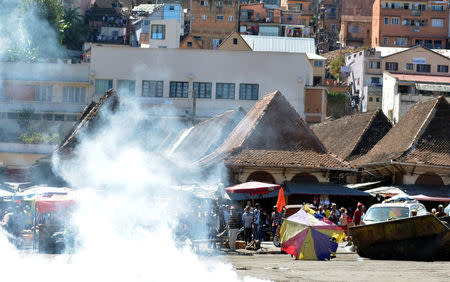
[132,4,163,14]
[415,83,450,92]
[376,46,450,58]
[242,35,316,54]
[306,53,327,60]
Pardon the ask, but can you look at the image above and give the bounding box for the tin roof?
[241,35,316,54]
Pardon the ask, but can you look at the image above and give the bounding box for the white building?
[132,4,184,48]
[89,45,314,119]
[0,62,92,136]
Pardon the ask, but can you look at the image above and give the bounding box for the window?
[30,114,41,120]
[43,113,53,121]
[217,1,223,7]
[406,63,413,70]
[66,115,78,122]
[193,82,212,98]
[348,25,359,33]
[151,25,165,39]
[383,37,389,46]
[116,80,135,96]
[35,86,52,102]
[216,83,235,99]
[169,6,174,10]
[376,97,380,102]
[216,15,224,21]
[385,62,398,71]
[437,65,449,73]
[391,17,399,25]
[201,14,207,21]
[369,61,380,69]
[416,64,431,73]
[239,83,259,100]
[95,79,113,95]
[434,40,442,49]
[384,17,388,25]
[64,87,86,103]
[233,38,238,45]
[144,20,150,26]
[394,37,407,47]
[432,5,444,11]
[187,41,193,47]
[7,113,18,119]
[212,38,222,48]
[169,81,189,98]
[371,77,381,85]
[200,0,208,6]
[54,114,65,121]
[142,80,163,97]
[287,15,292,21]
[369,97,373,102]
[432,19,444,27]
[228,15,234,22]
[403,3,409,10]
[313,61,323,67]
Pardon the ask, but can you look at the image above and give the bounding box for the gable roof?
[311,110,392,161]
[241,35,316,54]
[56,89,120,158]
[180,35,203,49]
[165,108,246,162]
[217,31,252,51]
[197,91,351,169]
[355,97,450,167]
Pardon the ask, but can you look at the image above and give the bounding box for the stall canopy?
[0,188,13,198]
[15,186,71,200]
[366,185,450,200]
[225,181,281,195]
[227,182,370,200]
[36,195,76,213]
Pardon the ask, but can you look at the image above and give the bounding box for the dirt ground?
[221,252,450,282]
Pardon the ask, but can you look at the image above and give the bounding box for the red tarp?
[225,181,281,195]
[36,195,76,213]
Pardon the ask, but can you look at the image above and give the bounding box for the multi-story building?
[345,49,383,112]
[86,1,129,44]
[131,4,184,48]
[280,0,313,37]
[341,0,374,47]
[0,62,92,137]
[381,46,450,122]
[89,45,315,120]
[372,0,449,48]
[239,3,282,36]
[190,0,239,49]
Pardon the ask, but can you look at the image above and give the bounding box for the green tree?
[61,7,91,50]
[330,56,345,80]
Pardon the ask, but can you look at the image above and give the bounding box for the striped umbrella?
[280,207,345,260]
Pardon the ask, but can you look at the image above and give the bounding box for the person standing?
[353,203,364,226]
[339,207,349,234]
[227,206,240,251]
[328,203,340,224]
[271,205,281,238]
[253,203,261,241]
[435,205,448,217]
[242,206,253,245]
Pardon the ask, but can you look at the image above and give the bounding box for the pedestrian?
[323,204,331,218]
[435,205,448,217]
[317,205,326,218]
[339,207,349,234]
[271,205,281,239]
[253,203,261,241]
[353,203,364,226]
[431,208,437,215]
[227,206,240,251]
[223,205,230,231]
[328,203,340,224]
[242,206,253,245]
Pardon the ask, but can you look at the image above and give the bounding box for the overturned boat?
[351,214,450,260]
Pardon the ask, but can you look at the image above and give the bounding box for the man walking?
[253,203,261,241]
[228,206,240,251]
[353,203,364,226]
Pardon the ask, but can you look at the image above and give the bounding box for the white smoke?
[0,97,263,282]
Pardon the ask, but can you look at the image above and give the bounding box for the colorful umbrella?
[280,207,345,260]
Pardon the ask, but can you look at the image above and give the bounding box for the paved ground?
[211,243,450,282]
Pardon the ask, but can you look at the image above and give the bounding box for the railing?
[367,86,382,94]
[412,10,421,16]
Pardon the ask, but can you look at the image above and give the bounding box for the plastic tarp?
[15,186,71,200]
[36,195,76,213]
[366,185,450,198]
[0,189,13,198]
[225,181,281,195]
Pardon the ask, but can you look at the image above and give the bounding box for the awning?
[366,185,450,198]
[415,83,450,92]
[228,182,370,201]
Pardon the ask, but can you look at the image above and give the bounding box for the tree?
[61,7,91,50]
[330,56,345,80]
[17,108,34,134]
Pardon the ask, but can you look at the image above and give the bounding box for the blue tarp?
[228,182,371,200]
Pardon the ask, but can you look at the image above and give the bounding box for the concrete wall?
[382,72,398,121]
[239,167,328,185]
[148,19,180,49]
[90,46,313,118]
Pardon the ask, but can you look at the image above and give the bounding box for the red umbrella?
[225,181,281,196]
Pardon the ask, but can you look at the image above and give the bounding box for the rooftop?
[241,35,316,54]
[311,110,392,161]
[355,96,450,167]
[197,91,351,170]
[390,73,450,84]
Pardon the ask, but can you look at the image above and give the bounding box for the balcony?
[411,10,421,16]
[368,85,382,95]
